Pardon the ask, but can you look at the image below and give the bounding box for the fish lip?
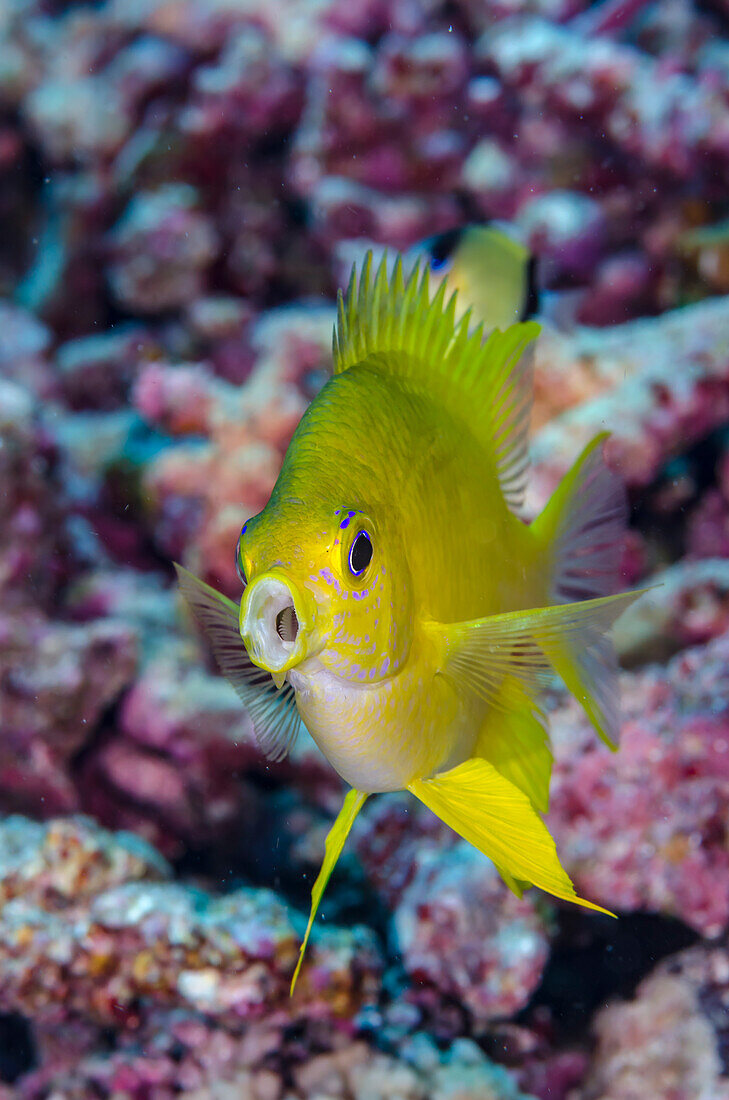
[239,570,311,674]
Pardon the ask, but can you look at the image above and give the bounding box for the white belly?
[289,658,480,793]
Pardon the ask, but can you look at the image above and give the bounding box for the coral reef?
[0,816,383,1098]
[2,0,729,1093]
[613,558,729,666]
[583,945,729,1100]
[528,296,729,509]
[10,1029,535,1099]
[548,629,729,938]
[353,799,551,1025]
[0,566,138,820]
[393,844,551,1025]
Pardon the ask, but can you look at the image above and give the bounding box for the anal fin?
[409,758,612,914]
[475,677,552,814]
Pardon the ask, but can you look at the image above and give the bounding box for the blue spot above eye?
[430,256,448,272]
[241,522,248,536]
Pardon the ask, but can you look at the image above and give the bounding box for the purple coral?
[108,185,219,313]
[394,844,550,1024]
[548,631,729,938]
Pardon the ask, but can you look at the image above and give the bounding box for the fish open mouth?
[276,604,299,644]
[240,573,305,673]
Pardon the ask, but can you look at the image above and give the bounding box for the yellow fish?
[177,252,636,995]
[417,223,538,330]
[419,222,586,334]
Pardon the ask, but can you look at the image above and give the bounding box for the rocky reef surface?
[2,0,729,1096]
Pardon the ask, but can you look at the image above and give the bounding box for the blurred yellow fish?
[417,223,538,329]
[417,222,585,333]
[177,252,636,995]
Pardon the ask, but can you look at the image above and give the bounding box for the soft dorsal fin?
[333,253,540,513]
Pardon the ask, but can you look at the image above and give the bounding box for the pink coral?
[107,184,219,313]
[516,190,608,281]
[528,295,729,512]
[0,817,380,1034]
[686,489,729,561]
[56,326,160,410]
[549,632,729,937]
[181,26,301,142]
[394,843,551,1024]
[614,559,729,665]
[479,15,729,182]
[79,649,262,856]
[583,945,729,1100]
[0,380,70,610]
[0,609,137,816]
[138,307,331,590]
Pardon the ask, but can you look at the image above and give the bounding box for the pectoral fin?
[427,589,639,749]
[175,565,303,761]
[409,758,612,915]
[290,788,368,996]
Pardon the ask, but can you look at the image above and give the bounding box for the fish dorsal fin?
[333,253,540,513]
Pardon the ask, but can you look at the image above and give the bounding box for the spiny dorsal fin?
[333,252,540,513]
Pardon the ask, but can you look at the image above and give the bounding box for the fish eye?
[348,530,373,576]
[427,227,463,272]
